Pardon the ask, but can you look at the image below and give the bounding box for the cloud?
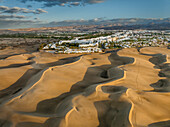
[0,6,47,14]
[27,5,32,8]
[34,17,39,20]
[35,8,47,14]
[4,7,23,13]
[70,2,80,6]
[20,0,106,7]
[0,17,105,29]
[0,18,41,29]
[0,14,26,19]
[0,6,47,29]
[86,0,105,4]
[42,17,106,27]
[0,6,9,11]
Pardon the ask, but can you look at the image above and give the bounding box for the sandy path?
[126,47,170,127]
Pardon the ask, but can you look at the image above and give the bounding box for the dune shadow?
[15,50,135,126]
[35,55,81,69]
[16,122,43,127]
[150,79,170,92]
[95,86,131,127]
[149,55,170,92]
[0,68,41,106]
[0,55,82,107]
[0,53,24,60]
[0,61,35,69]
[0,119,12,127]
[138,50,170,92]
[149,54,167,66]
[148,120,170,127]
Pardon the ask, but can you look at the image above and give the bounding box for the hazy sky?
[0,0,170,29]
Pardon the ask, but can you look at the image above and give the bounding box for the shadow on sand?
[138,49,170,92]
[15,50,134,127]
[0,55,81,107]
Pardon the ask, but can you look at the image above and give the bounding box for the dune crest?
[0,47,169,127]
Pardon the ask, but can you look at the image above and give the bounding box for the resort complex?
[41,30,170,53]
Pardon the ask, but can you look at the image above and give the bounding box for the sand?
[0,47,169,127]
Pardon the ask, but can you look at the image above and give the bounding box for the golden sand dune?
[0,47,169,127]
[0,47,27,60]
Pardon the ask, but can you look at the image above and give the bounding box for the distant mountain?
[97,22,170,30]
[0,18,170,33]
[36,18,170,28]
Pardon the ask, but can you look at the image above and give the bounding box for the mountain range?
[0,18,170,33]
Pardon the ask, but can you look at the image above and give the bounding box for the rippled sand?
[0,47,169,127]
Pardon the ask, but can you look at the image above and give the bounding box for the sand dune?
[0,47,169,127]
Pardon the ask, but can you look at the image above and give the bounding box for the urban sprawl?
[41,30,170,54]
